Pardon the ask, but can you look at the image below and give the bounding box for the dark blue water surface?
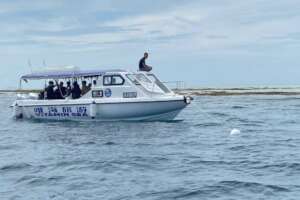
[1,93,300,200]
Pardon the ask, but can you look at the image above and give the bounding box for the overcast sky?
[0,0,300,89]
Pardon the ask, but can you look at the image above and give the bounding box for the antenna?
[43,59,47,68]
[27,59,33,73]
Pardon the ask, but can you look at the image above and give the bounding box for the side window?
[103,76,112,85]
[103,75,124,86]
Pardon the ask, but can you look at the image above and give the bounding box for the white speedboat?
[12,67,192,121]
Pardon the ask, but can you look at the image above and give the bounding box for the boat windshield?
[126,73,171,94]
[136,74,152,83]
[126,74,152,85]
[126,74,140,85]
[147,74,171,93]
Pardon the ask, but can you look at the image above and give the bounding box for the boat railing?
[162,81,186,90]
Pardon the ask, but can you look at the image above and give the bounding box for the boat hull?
[12,98,188,121]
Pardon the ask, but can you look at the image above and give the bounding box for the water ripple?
[0,163,32,172]
[1,95,300,199]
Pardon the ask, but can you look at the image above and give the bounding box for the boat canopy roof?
[21,69,126,80]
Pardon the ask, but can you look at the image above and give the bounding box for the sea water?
[0,93,300,199]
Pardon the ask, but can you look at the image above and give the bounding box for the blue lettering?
[34,106,89,118]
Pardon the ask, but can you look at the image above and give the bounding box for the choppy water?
[1,93,300,200]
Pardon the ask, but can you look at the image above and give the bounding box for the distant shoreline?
[2,88,300,96]
[175,90,300,96]
[174,87,300,96]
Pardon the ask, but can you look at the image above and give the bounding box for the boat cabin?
[18,68,174,101]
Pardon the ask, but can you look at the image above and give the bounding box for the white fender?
[13,103,23,119]
[90,101,97,119]
[184,96,193,104]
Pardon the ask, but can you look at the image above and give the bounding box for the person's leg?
[145,66,152,72]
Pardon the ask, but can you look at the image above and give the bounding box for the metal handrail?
[162,81,186,90]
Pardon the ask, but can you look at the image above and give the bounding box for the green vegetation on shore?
[0,89,41,93]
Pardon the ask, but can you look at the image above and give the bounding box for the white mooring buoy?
[230,128,241,135]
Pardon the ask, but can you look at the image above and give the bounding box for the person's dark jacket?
[71,83,81,99]
[66,85,72,97]
[45,85,55,99]
[55,86,67,99]
[139,57,152,72]
[61,86,67,97]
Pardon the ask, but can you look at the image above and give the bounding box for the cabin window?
[103,75,125,86]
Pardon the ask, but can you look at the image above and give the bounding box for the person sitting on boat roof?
[45,81,55,100]
[54,82,67,99]
[139,52,152,72]
[81,80,90,96]
[71,81,81,99]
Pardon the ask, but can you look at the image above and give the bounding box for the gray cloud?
[0,0,299,53]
